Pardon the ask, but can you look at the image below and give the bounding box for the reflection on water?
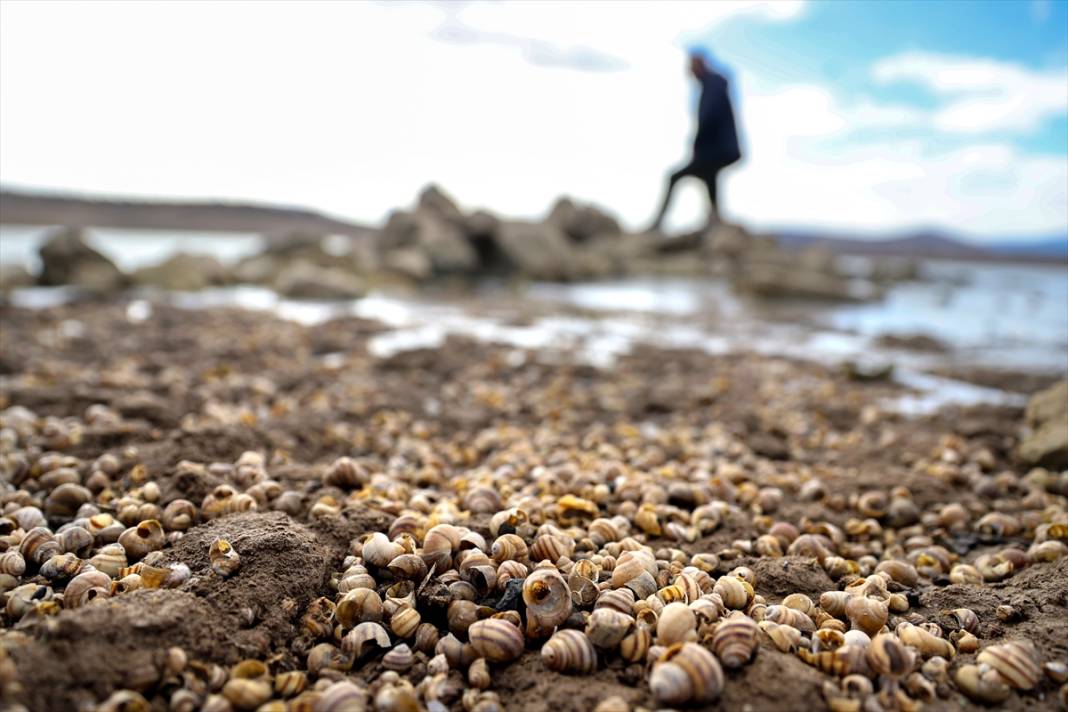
[2,227,1065,414]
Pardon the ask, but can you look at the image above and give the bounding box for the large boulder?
[1020,380,1068,469]
[380,209,478,275]
[546,197,622,243]
[491,221,578,281]
[418,184,466,226]
[382,247,433,282]
[273,261,365,300]
[37,227,125,292]
[131,253,230,291]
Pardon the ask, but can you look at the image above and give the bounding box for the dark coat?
[693,68,741,171]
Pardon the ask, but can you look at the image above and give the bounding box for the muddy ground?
[0,299,1065,711]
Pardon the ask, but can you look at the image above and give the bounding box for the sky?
[1,0,1066,240]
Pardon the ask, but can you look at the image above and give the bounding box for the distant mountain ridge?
[0,188,375,238]
[775,229,1068,264]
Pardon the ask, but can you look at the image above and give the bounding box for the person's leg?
[648,164,693,232]
[703,169,721,229]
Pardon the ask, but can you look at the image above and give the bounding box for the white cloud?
[0,1,1064,240]
[873,51,1068,133]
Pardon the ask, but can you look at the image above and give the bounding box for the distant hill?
[0,189,375,238]
[776,229,1067,264]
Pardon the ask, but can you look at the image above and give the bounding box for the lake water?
[2,226,1066,412]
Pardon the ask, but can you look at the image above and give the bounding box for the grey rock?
[37,227,125,292]
[383,248,433,282]
[0,264,34,292]
[131,253,230,291]
[546,197,621,243]
[1020,380,1068,469]
[492,221,578,281]
[273,261,365,300]
[380,209,478,275]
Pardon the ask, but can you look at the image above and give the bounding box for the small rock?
[1020,379,1068,469]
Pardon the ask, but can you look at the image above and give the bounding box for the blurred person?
[647,50,741,233]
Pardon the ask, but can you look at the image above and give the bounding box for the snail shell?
[336,588,383,628]
[586,608,635,649]
[118,520,165,561]
[844,596,887,636]
[712,576,753,610]
[322,456,367,488]
[875,560,918,587]
[759,620,802,653]
[0,551,26,577]
[414,622,440,654]
[896,622,954,659]
[523,568,572,638]
[469,618,525,663]
[422,523,461,571]
[491,534,529,564]
[162,499,198,531]
[649,642,724,705]
[468,657,491,689]
[955,663,1011,704]
[782,593,817,618]
[64,569,112,608]
[568,572,599,607]
[542,629,598,674]
[362,532,403,569]
[530,534,574,565]
[812,628,846,653]
[271,670,306,698]
[316,681,368,712]
[390,604,422,639]
[655,602,696,646]
[951,608,979,633]
[711,611,758,668]
[619,625,652,663]
[342,621,391,660]
[97,690,150,712]
[949,564,983,585]
[382,643,414,672]
[496,559,529,589]
[208,538,240,577]
[387,553,428,581]
[55,526,94,556]
[610,551,656,589]
[436,633,477,670]
[41,552,84,581]
[19,527,60,566]
[222,678,272,710]
[976,640,1041,690]
[766,604,816,633]
[594,587,635,615]
[820,591,852,619]
[867,634,914,679]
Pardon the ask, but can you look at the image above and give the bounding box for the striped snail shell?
[118,520,165,561]
[955,663,1011,704]
[619,625,652,663]
[56,526,94,556]
[766,604,816,633]
[64,569,112,608]
[422,523,461,572]
[649,642,724,705]
[491,534,528,564]
[976,640,1041,690]
[0,551,26,577]
[436,633,477,670]
[781,593,817,618]
[316,681,368,712]
[866,634,915,680]
[586,608,635,649]
[711,611,759,668]
[542,629,598,674]
[19,527,60,566]
[362,532,403,569]
[610,550,656,589]
[530,534,574,565]
[819,591,852,619]
[469,618,525,663]
[382,643,414,672]
[387,553,428,581]
[336,588,383,628]
[895,622,955,659]
[274,671,307,698]
[594,587,635,615]
[523,568,572,638]
[390,604,422,639]
[759,621,802,653]
[712,576,753,610]
[468,658,491,689]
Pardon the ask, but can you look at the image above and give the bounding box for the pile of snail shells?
[2,390,1067,712]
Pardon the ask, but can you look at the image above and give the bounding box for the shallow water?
[3,226,1065,413]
